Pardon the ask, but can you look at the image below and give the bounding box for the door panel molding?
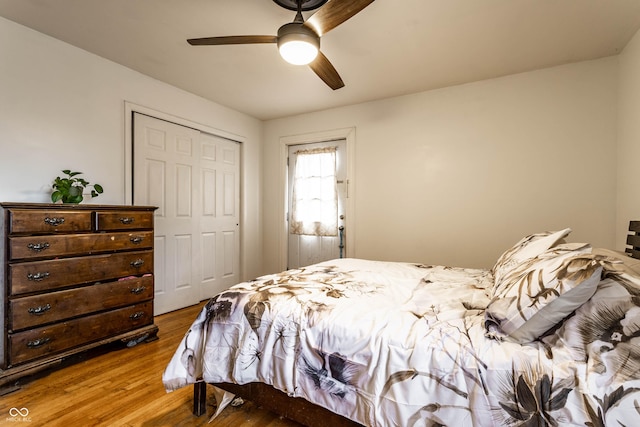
[128,107,241,315]
[124,102,245,205]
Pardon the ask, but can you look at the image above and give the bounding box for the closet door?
[199,132,241,299]
[133,113,240,315]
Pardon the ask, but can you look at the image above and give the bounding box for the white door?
[287,140,347,269]
[199,132,241,298]
[133,113,240,315]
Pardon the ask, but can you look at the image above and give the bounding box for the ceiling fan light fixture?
[279,40,319,65]
[277,23,320,65]
[186,0,377,89]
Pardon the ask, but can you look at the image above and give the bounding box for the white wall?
[2,14,629,278]
[0,17,263,280]
[264,58,619,271]
[617,28,640,250]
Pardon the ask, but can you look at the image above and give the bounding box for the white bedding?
[163,257,640,426]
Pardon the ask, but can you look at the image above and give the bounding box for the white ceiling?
[2,0,640,120]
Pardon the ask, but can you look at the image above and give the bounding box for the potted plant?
[51,170,104,204]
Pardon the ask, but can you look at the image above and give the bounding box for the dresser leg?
[0,383,21,396]
[145,325,160,342]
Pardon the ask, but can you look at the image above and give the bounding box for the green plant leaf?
[51,170,103,203]
[66,194,83,204]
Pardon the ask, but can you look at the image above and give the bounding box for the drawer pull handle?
[44,217,65,226]
[28,304,52,315]
[129,311,146,320]
[130,236,144,244]
[27,242,50,252]
[27,272,50,282]
[27,337,51,348]
[130,259,145,268]
[119,217,135,224]
[131,286,146,295]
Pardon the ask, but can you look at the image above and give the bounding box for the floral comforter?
[163,257,640,426]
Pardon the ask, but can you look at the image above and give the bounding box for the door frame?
[123,102,245,205]
[278,127,356,271]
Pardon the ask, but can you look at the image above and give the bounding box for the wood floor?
[1,302,302,427]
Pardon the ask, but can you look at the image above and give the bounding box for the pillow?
[491,228,572,294]
[485,243,601,343]
[589,248,640,294]
[591,247,640,276]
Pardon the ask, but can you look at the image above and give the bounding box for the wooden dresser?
[0,202,158,387]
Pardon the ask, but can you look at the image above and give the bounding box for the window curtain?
[290,146,338,236]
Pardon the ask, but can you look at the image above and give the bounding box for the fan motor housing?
[277,22,320,49]
[273,0,329,12]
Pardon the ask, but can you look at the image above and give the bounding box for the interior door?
[287,139,347,269]
[198,132,241,298]
[133,112,240,315]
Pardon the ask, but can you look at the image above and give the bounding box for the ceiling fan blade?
[187,35,277,46]
[309,51,344,90]
[304,0,375,36]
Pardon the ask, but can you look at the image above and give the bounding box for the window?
[290,146,338,236]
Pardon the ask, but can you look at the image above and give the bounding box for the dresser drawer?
[8,209,92,234]
[96,211,154,231]
[8,231,154,260]
[8,301,153,366]
[9,250,153,295]
[9,275,154,331]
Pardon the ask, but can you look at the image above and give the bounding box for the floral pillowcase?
[491,228,572,290]
[486,229,602,343]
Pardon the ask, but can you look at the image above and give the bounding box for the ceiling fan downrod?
[272,0,329,13]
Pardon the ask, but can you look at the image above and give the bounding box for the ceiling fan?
[187,0,376,90]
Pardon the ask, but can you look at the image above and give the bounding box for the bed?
[163,225,640,426]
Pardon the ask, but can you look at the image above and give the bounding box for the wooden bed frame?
[191,221,640,426]
[193,381,362,426]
